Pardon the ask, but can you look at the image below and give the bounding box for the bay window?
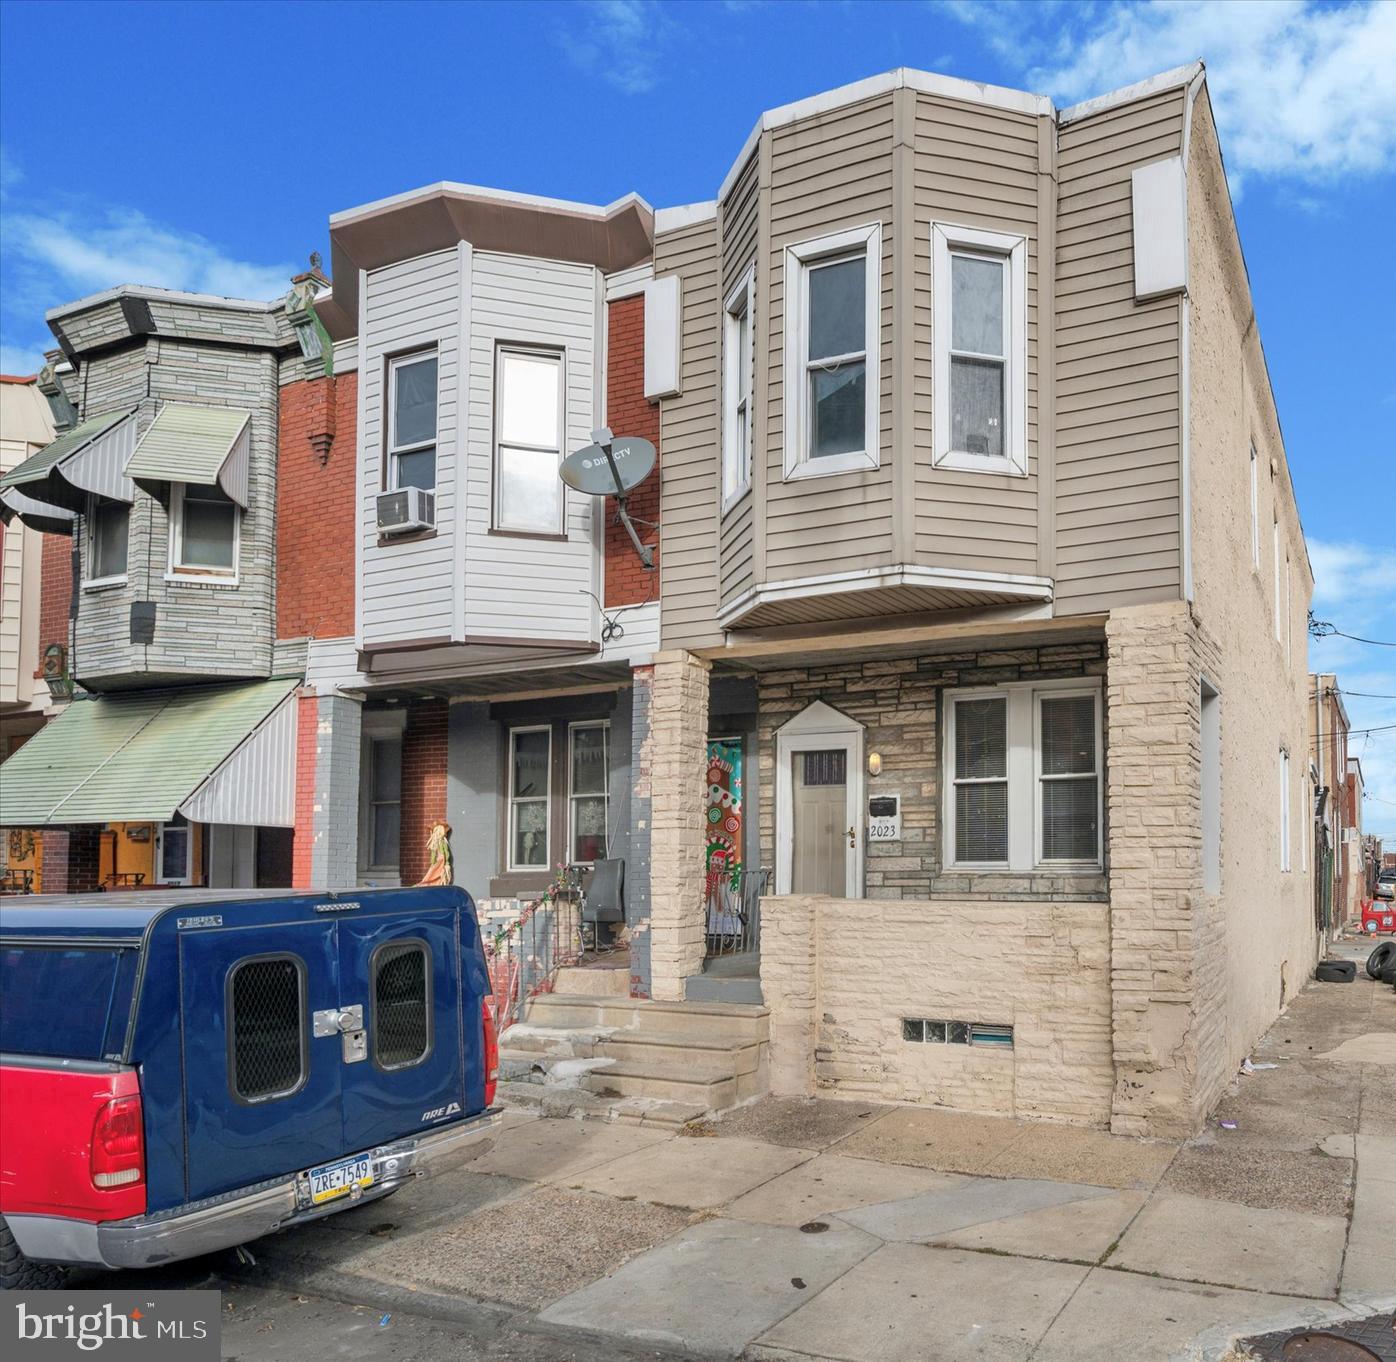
[387,351,438,491]
[568,721,610,863]
[170,482,238,577]
[87,498,129,583]
[932,222,1027,475]
[783,223,881,479]
[722,267,754,508]
[495,346,564,534]
[945,681,1102,871]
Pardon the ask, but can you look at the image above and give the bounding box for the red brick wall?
[604,296,660,607]
[277,372,357,641]
[400,699,448,885]
[39,826,101,894]
[291,693,319,888]
[35,531,71,678]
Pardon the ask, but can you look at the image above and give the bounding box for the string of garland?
[483,865,578,959]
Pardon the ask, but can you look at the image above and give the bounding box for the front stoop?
[498,993,770,1125]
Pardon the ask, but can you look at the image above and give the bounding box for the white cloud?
[557,0,676,95]
[1307,539,1396,616]
[947,0,1396,191]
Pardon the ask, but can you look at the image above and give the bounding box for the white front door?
[208,824,258,888]
[775,702,864,897]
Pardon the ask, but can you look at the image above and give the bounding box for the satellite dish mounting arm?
[594,428,655,571]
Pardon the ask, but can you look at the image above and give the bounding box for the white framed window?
[169,482,238,579]
[722,265,755,510]
[1285,554,1292,666]
[932,222,1028,476]
[508,726,551,871]
[1248,444,1259,569]
[157,814,192,885]
[1279,746,1291,872]
[568,720,610,863]
[86,497,129,585]
[494,346,564,535]
[1272,513,1282,642]
[944,680,1102,873]
[387,350,438,491]
[782,222,881,480]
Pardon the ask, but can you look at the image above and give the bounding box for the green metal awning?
[0,678,299,828]
[0,408,137,521]
[124,404,251,506]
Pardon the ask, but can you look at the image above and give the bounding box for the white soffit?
[644,276,683,400]
[1132,156,1188,300]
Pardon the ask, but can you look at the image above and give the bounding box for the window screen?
[229,956,305,1102]
[389,352,438,491]
[90,500,129,579]
[953,697,1008,862]
[496,348,563,533]
[949,253,1006,458]
[372,941,431,1069]
[178,484,237,570]
[1039,695,1098,861]
[806,255,866,459]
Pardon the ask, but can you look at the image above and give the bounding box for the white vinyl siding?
[722,266,754,511]
[782,222,882,480]
[494,346,564,534]
[932,222,1027,476]
[945,679,1102,873]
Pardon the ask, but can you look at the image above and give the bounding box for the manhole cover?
[799,1221,830,1234]
[1281,1335,1380,1361]
[1241,1315,1395,1362]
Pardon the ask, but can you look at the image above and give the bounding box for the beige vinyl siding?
[656,218,723,650]
[719,149,760,609]
[764,94,896,581]
[910,94,1042,577]
[1054,88,1186,614]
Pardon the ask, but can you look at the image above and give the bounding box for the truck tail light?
[482,1000,499,1108]
[91,1094,145,1190]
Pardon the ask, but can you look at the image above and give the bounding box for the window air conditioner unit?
[376,486,435,535]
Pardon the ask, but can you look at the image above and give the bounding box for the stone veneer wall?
[756,640,1108,901]
[763,893,1113,1125]
[647,650,711,999]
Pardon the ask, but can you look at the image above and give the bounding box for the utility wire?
[1309,616,1396,647]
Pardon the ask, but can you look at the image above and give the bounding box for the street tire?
[0,1216,66,1291]
[1315,959,1356,983]
[1366,941,1396,980]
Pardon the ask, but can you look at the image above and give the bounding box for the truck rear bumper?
[8,1108,502,1270]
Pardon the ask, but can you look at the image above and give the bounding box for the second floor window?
[388,351,438,491]
[495,347,564,534]
[722,268,754,508]
[170,483,238,577]
[87,498,129,582]
[783,223,881,480]
[932,223,1027,475]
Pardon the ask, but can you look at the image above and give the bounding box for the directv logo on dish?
[10,1291,220,1358]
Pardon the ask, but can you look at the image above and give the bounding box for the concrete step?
[501,1021,762,1070]
[523,993,769,1043]
[580,1057,742,1108]
[496,1080,706,1129]
[684,974,765,1005]
[552,965,630,997]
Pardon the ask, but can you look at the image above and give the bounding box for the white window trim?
[782,221,882,481]
[166,481,240,584]
[943,678,1104,874]
[567,719,610,865]
[507,724,552,873]
[493,343,567,535]
[932,222,1028,476]
[386,349,439,491]
[721,265,755,514]
[1272,514,1282,642]
[156,819,192,886]
[1279,746,1292,873]
[1248,444,1259,570]
[83,495,128,590]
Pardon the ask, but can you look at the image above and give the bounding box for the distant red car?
[1362,899,1396,935]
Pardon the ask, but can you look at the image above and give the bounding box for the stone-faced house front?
[643,64,1316,1139]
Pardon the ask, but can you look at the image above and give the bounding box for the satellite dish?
[560,433,656,496]
[559,427,657,570]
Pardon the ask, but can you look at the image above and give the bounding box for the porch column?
[648,648,710,1000]
[39,825,102,894]
[1106,601,1212,1138]
[308,692,362,890]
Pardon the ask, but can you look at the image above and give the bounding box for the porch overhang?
[124,403,251,506]
[0,484,76,535]
[716,565,1055,631]
[0,407,138,517]
[0,677,299,828]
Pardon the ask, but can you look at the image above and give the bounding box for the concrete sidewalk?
[253,941,1395,1362]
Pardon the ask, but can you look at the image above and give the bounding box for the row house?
[0,61,1318,1138]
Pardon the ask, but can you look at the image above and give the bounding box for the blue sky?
[2,0,1393,836]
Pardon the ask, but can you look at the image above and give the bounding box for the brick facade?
[400,698,448,886]
[35,530,71,679]
[277,372,357,641]
[603,296,660,608]
[757,642,1109,901]
[39,825,101,894]
[291,692,319,889]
